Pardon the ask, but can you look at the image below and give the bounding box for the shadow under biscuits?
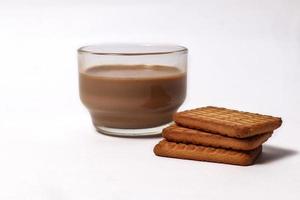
[257,145,298,164]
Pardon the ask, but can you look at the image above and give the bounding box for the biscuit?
[174,106,282,138]
[154,139,262,166]
[163,124,272,150]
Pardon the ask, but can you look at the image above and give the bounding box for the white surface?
[0,0,300,199]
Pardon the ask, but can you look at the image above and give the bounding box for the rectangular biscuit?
[154,139,262,166]
[174,106,282,138]
[163,124,272,150]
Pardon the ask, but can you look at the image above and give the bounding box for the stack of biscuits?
[154,106,282,166]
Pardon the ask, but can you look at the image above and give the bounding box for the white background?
[0,0,300,199]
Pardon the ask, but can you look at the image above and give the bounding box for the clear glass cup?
[78,44,187,137]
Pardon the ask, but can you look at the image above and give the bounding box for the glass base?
[94,122,172,137]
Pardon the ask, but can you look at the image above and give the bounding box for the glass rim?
[77,43,188,56]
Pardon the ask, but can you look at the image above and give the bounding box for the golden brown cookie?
[154,139,262,166]
[163,124,272,150]
[174,106,282,138]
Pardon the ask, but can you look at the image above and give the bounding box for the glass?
[78,44,187,137]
